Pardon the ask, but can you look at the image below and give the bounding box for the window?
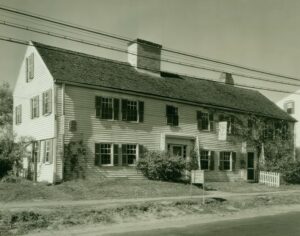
[197,111,214,131]
[32,141,39,163]
[167,144,187,158]
[31,96,39,119]
[15,105,22,125]
[43,139,52,163]
[200,150,209,170]
[219,152,231,171]
[95,96,120,120]
[95,143,119,166]
[122,144,137,165]
[26,53,34,82]
[122,100,144,122]
[100,144,112,165]
[166,105,178,126]
[284,101,295,114]
[42,89,52,115]
[263,121,274,140]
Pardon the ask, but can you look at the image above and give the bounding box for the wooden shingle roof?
[33,42,296,122]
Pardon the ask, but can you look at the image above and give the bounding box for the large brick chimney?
[128,39,162,73]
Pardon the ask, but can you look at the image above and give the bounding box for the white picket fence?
[259,171,280,187]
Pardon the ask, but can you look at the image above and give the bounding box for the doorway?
[247,152,255,181]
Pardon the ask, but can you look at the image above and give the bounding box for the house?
[277,93,300,159]
[13,39,296,183]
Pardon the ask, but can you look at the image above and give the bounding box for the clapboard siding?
[63,84,255,181]
[13,44,56,183]
[55,84,64,182]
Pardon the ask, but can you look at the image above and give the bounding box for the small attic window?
[284,101,295,114]
[26,53,34,82]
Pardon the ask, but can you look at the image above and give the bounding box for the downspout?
[61,83,65,180]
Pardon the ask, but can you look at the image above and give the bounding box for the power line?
[1,19,300,88]
[1,35,300,97]
[0,4,299,82]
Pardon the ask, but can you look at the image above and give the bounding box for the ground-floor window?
[200,150,209,170]
[122,144,137,165]
[219,151,231,170]
[40,139,53,164]
[95,143,138,166]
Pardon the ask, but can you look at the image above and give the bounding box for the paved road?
[107,212,300,236]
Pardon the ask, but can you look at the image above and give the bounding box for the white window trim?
[122,100,140,123]
[200,150,211,170]
[219,151,233,171]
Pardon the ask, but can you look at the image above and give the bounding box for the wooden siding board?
[63,85,253,181]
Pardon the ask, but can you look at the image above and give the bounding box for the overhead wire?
[1,19,300,88]
[1,35,300,96]
[0,4,299,82]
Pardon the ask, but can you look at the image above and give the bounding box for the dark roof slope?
[33,42,295,122]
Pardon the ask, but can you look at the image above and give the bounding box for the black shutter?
[138,101,144,123]
[113,144,119,166]
[122,144,128,166]
[122,99,128,121]
[48,89,52,114]
[232,152,237,171]
[95,97,102,118]
[209,113,214,131]
[219,152,223,170]
[95,143,101,166]
[113,99,120,120]
[197,111,203,130]
[174,115,179,126]
[209,151,215,170]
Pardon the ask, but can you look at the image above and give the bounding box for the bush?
[281,161,300,184]
[0,159,13,178]
[137,151,185,181]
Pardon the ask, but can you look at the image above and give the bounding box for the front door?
[247,152,255,181]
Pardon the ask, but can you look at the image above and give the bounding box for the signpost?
[190,170,205,204]
[218,121,227,141]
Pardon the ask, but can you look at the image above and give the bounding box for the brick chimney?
[128,39,162,73]
[220,72,234,85]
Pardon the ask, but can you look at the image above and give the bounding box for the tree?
[0,82,13,126]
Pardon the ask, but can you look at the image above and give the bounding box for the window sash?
[166,106,179,126]
[15,105,22,124]
[200,150,209,170]
[220,152,231,171]
[122,144,137,165]
[31,96,39,118]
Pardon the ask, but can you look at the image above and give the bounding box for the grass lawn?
[0,178,205,202]
[206,182,300,193]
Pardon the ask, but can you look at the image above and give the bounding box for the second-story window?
[31,95,39,119]
[121,99,144,122]
[197,111,214,131]
[15,105,22,125]
[284,101,295,114]
[26,53,34,82]
[95,96,120,120]
[42,89,52,115]
[219,114,236,135]
[166,105,178,126]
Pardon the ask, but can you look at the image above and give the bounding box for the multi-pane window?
[122,144,137,165]
[15,105,22,125]
[122,100,144,122]
[96,96,119,120]
[44,139,52,163]
[284,101,295,114]
[264,121,274,140]
[166,105,179,126]
[197,111,214,131]
[26,53,34,82]
[31,96,39,119]
[32,141,39,163]
[42,89,52,115]
[200,150,209,170]
[219,152,231,171]
[99,144,112,165]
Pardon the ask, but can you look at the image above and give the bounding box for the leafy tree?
[0,82,13,126]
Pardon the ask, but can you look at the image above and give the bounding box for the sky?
[0,0,300,102]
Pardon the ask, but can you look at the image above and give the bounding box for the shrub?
[280,161,300,184]
[137,151,185,181]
